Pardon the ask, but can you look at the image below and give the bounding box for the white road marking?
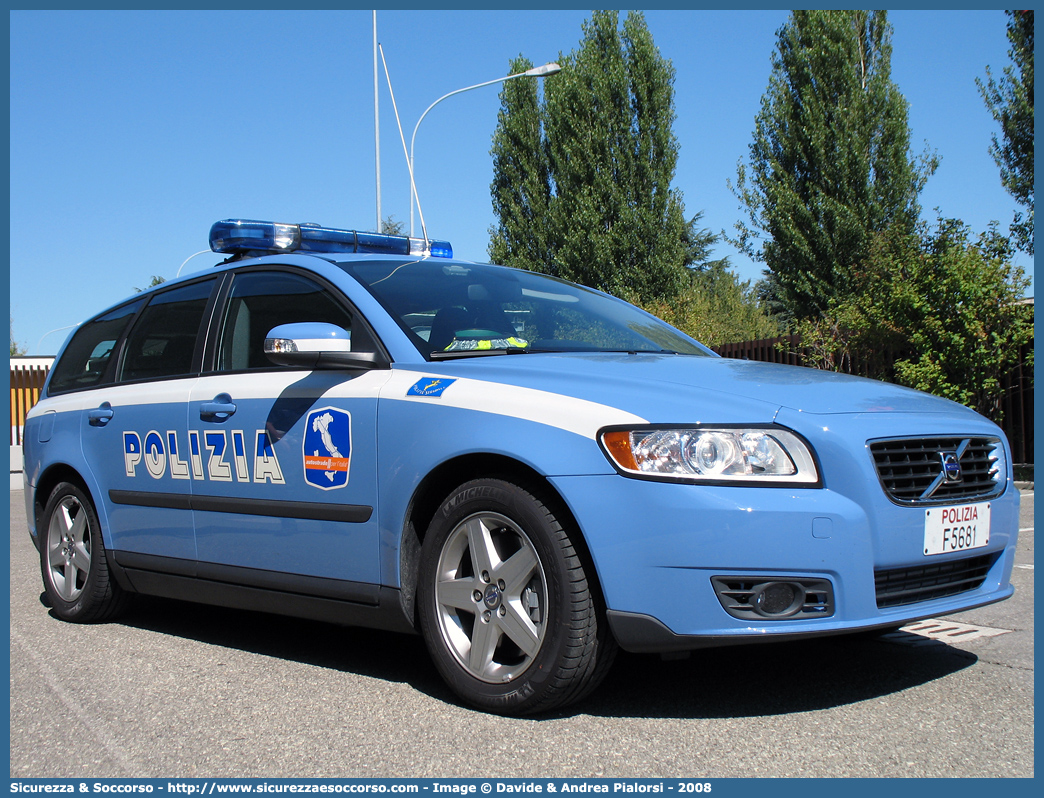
[882,619,1012,646]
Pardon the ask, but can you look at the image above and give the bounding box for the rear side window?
[47,299,146,395]
[119,279,217,382]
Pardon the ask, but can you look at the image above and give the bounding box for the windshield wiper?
[429,347,698,360]
[429,347,531,360]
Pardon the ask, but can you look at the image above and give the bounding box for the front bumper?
[549,472,1018,653]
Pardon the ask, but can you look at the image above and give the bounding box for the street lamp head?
[408,60,563,238]
[524,62,562,78]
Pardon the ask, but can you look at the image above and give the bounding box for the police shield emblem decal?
[303,407,351,490]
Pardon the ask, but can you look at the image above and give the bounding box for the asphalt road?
[9,488,1034,779]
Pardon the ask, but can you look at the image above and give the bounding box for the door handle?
[200,393,237,421]
[88,402,114,427]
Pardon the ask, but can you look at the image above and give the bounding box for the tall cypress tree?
[731,10,936,320]
[489,11,688,302]
[978,10,1034,254]
[489,56,553,272]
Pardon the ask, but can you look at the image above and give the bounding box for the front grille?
[875,553,996,608]
[870,436,1005,505]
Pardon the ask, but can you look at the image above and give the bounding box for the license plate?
[924,502,991,556]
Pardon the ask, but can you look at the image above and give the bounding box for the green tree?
[796,217,1033,422]
[681,211,729,272]
[640,212,778,346]
[489,11,693,303]
[380,215,405,236]
[977,10,1034,254]
[642,262,781,348]
[134,275,166,293]
[731,10,936,320]
[10,318,26,356]
[489,55,553,273]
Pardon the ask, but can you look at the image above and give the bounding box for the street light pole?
[373,11,382,233]
[409,62,560,237]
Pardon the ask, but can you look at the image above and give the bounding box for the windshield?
[341,259,714,360]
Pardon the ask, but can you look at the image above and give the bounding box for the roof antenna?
[378,43,429,250]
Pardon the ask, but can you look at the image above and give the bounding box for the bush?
[794,217,1033,423]
[641,262,781,347]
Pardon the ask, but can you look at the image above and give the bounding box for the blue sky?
[9,8,1030,355]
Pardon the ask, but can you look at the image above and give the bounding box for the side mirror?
[264,323,389,370]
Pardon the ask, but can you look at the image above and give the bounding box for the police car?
[23,219,1019,715]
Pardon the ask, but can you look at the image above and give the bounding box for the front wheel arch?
[398,454,607,630]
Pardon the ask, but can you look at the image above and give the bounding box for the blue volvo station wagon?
[23,220,1019,714]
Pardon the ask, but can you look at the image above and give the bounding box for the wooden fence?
[712,337,1034,464]
[10,359,53,446]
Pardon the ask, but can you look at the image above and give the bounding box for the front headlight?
[600,426,820,485]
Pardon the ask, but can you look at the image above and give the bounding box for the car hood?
[427,352,983,424]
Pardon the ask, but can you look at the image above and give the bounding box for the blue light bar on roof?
[209,219,452,259]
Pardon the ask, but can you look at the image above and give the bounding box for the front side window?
[47,299,146,394]
[119,279,217,383]
[215,271,355,372]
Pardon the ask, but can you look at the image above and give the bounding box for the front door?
[189,269,388,596]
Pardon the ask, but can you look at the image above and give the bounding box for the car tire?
[40,482,128,623]
[418,478,615,715]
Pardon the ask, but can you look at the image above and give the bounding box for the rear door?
[78,277,219,560]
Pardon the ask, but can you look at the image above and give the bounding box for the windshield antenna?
[378,43,429,249]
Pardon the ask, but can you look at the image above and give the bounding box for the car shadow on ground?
[74,593,978,721]
[93,593,453,694]
[575,637,977,719]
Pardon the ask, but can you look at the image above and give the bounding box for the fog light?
[711,575,834,621]
[752,582,803,617]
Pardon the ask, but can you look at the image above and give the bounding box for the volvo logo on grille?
[940,451,963,483]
